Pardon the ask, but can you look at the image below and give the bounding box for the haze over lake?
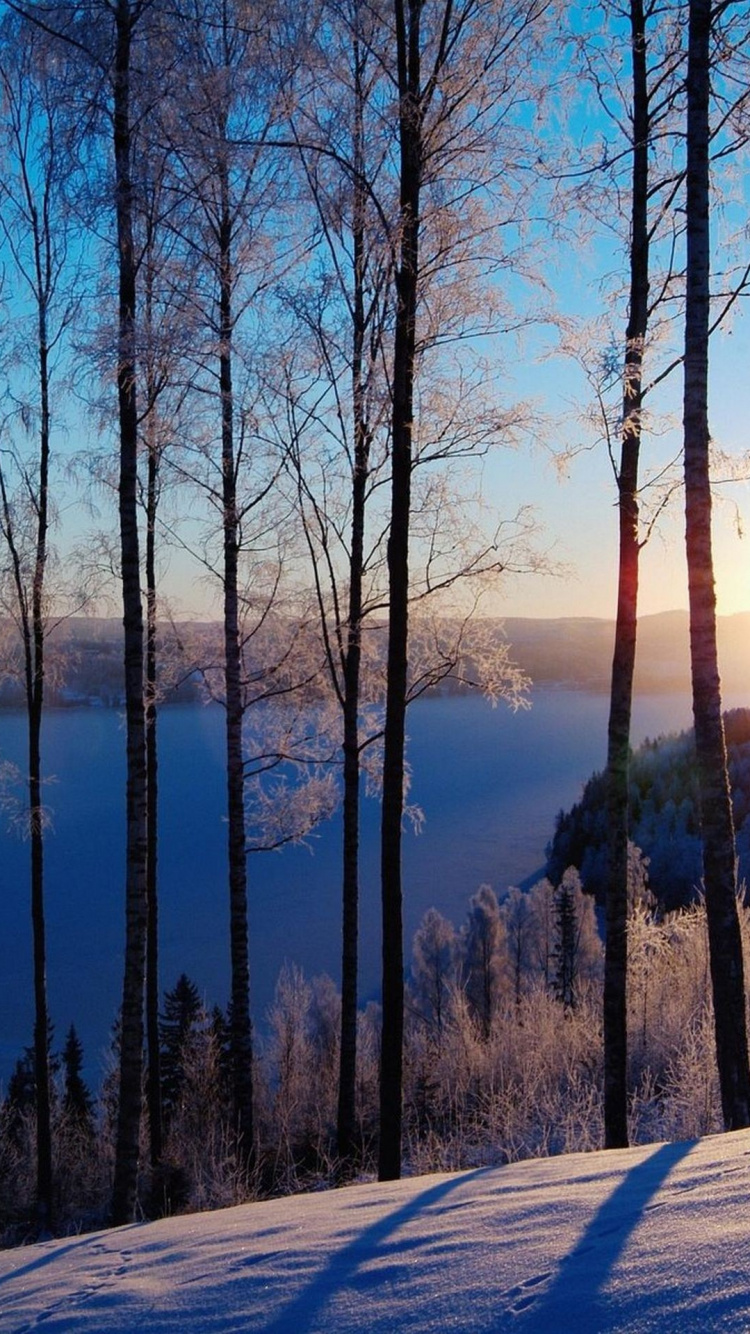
[1,684,747,1087]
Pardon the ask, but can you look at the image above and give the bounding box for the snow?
[3,1131,750,1332]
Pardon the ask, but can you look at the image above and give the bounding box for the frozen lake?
[0,686,728,1086]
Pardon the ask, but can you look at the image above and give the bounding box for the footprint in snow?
[503,1270,552,1314]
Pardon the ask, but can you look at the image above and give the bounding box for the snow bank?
[2,1130,750,1332]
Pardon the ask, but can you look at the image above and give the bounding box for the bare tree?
[377,0,549,1182]
[411,907,458,1041]
[598,0,684,1150]
[602,0,651,1152]
[132,123,198,1184]
[275,0,539,1169]
[461,885,505,1038]
[557,0,750,1145]
[0,13,80,1230]
[268,0,394,1170]
[682,0,750,1131]
[104,0,152,1227]
[14,0,167,1224]
[156,0,296,1171]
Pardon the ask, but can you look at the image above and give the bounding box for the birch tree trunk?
[29,278,52,1232]
[154,0,263,1170]
[0,286,53,1231]
[337,22,372,1172]
[379,0,421,1183]
[0,17,64,1232]
[683,0,750,1132]
[603,0,650,1151]
[111,0,149,1226]
[218,155,255,1167]
[145,370,163,1175]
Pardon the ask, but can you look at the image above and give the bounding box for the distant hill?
[1,610,748,704]
[503,610,750,694]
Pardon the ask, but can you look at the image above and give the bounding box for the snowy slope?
[2,1131,750,1332]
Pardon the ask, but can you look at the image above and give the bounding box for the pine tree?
[3,1024,57,1149]
[61,1025,94,1131]
[554,872,580,1011]
[553,868,603,1011]
[159,974,203,1125]
[3,1053,36,1150]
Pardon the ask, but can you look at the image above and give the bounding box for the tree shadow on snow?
[506,1139,695,1331]
[260,1168,491,1334]
[0,1233,102,1287]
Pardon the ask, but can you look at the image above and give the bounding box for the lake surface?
[0,687,741,1088]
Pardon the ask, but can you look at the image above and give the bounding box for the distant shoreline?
[1,609,748,707]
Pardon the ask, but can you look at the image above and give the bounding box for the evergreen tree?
[3,1052,36,1150]
[61,1025,94,1130]
[159,974,203,1124]
[554,871,580,1010]
[553,868,603,1010]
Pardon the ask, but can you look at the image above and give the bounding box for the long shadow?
[260,1168,490,1334]
[508,1139,695,1330]
[0,1232,100,1287]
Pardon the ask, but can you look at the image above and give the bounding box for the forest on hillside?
[548,710,750,911]
[1,0,750,1243]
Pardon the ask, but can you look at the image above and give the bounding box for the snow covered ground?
[3,1130,750,1332]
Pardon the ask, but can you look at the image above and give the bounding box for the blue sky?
[42,255,750,627]
[463,299,750,622]
[87,308,747,626]
[7,1,750,629]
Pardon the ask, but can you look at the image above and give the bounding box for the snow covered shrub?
[400,878,609,1171]
[626,900,727,1144]
[658,1008,722,1141]
[51,1104,110,1233]
[0,1084,110,1242]
[354,1001,382,1170]
[403,982,496,1172]
[257,965,342,1194]
[481,985,603,1160]
[0,1104,36,1243]
[403,969,605,1171]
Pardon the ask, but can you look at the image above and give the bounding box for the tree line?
[1,873,736,1238]
[0,0,749,1236]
